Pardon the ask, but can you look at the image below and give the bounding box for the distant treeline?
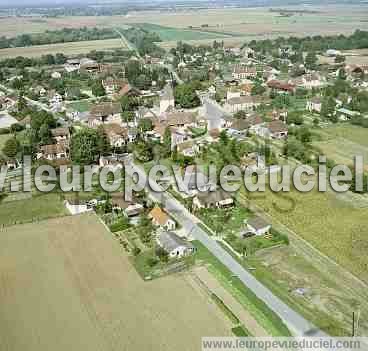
[0,27,119,49]
[247,29,368,53]
[0,48,135,69]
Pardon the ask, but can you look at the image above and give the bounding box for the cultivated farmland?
[0,5,367,46]
[240,184,368,284]
[0,214,229,351]
[0,38,126,59]
[313,124,368,169]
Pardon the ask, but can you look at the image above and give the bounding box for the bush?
[0,128,10,135]
[146,256,158,267]
[132,247,141,256]
[109,217,130,232]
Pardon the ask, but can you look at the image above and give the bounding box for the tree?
[163,126,172,156]
[321,96,337,121]
[174,83,200,108]
[39,124,52,145]
[251,82,266,96]
[137,118,153,132]
[155,246,169,262]
[55,53,67,65]
[2,137,18,159]
[91,80,105,97]
[337,67,347,80]
[298,126,312,144]
[70,128,99,165]
[97,126,111,156]
[305,52,318,70]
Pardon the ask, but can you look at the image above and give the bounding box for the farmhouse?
[89,102,122,127]
[176,139,200,157]
[111,193,144,217]
[246,216,272,236]
[156,231,195,259]
[149,206,176,231]
[193,190,234,209]
[224,96,266,113]
[64,198,93,215]
[102,124,128,147]
[39,143,68,160]
[51,127,70,144]
[266,120,288,139]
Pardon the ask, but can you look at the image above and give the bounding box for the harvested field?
[0,214,229,351]
[0,38,126,59]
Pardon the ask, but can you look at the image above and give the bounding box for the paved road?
[126,161,326,337]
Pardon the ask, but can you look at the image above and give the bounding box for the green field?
[0,192,68,226]
[132,23,234,41]
[314,124,368,169]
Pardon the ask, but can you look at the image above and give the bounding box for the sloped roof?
[267,120,288,133]
[149,206,171,226]
[247,216,270,230]
[91,102,122,117]
[158,231,194,253]
[196,189,233,205]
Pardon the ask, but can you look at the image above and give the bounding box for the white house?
[156,231,195,258]
[64,199,93,215]
[246,217,271,236]
[306,97,322,113]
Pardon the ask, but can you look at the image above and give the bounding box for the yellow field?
[0,214,229,351]
[0,38,126,58]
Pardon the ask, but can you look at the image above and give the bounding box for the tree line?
[0,27,120,49]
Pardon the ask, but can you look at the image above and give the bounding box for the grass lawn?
[196,206,251,237]
[0,192,68,226]
[194,240,291,336]
[66,100,93,113]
